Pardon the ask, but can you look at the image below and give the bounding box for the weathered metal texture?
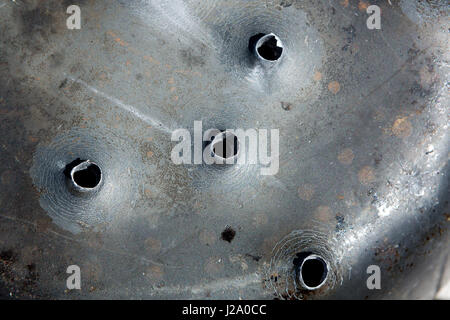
[0,0,448,299]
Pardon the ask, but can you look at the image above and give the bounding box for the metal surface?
[0,0,449,299]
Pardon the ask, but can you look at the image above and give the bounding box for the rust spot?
[106,31,129,47]
[358,166,375,185]
[314,206,333,222]
[358,1,369,11]
[204,257,224,274]
[340,0,349,7]
[313,71,322,81]
[298,184,315,201]
[145,265,164,281]
[328,81,341,94]
[28,136,39,143]
[392,117,412,138]
[146,151,154,159]
[199,229,216,246]
[144,189,152,198]
[145,237,162,255]
[252,213,268,227]
[338,148,354,165]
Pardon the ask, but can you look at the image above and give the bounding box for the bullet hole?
[73,163,101,188]
[249,33,284,62]
[211,131,239,160]
[221,226,236,243]
[64,158,102,190]
[301,257,327,288]
[294,252,329,290]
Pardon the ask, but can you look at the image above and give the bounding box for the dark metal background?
[0,0,448,299]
